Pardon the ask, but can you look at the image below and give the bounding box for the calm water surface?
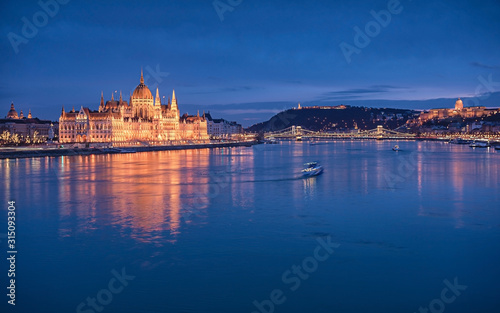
[1,141,500,312]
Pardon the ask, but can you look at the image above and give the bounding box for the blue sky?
[1,0,499,126]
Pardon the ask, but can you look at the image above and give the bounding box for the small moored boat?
[450,138,470,145]
[392,145,400,151]
[264,138,278,144]
[119,148,137,153]
[469,141,490,148]
[302,162,324,177]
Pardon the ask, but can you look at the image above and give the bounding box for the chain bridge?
[265,125,415,140]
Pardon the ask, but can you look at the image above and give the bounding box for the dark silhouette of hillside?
[246,105,417,132]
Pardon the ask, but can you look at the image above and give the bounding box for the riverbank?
[0,141,258,159]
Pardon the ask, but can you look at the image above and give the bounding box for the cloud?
[470,62,500,70]
[213,109,282,115]
[316,85,407,101]
[190,86,260,94]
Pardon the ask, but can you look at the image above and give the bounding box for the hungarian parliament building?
[59,70,209,144]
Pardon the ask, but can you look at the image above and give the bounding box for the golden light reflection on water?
[1,142,499,242]
[51,148,255,243]
[414,143,500,228]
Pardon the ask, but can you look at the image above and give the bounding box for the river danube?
[1,141,499,313]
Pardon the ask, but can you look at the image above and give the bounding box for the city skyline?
[1,0,500,126]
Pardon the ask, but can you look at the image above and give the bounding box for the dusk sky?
[1,0,500,126]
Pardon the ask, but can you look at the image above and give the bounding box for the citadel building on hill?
[59,70,209,144]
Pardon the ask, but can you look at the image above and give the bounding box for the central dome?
[7,103,18,119]
[132,70,153,99]
[133,83,153,99]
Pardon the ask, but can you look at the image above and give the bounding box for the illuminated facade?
[59,71,209,143]
[204,112,242,138]
[418,98,499,123]
[2,102,55,138]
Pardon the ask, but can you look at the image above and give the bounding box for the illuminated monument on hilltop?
[59,70,209,144]
[418,98,498,123]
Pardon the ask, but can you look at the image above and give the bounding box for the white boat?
[310,141,328,146]
[469,141,490,148]
[450,138,470,145]
[264,138,278,144]
[119,148,137,153]
[302,162,324,177]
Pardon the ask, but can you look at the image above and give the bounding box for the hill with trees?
[246,105,417,133]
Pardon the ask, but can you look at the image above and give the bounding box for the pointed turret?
[61,106,65,117]
[140,68,144,84]
[155,87,161,106]
[28,109,32,119]
[119,90,123,104]
[111,92,114,101]
[100,91,104,106]
[171,89,178,111]
[19,110,24,118]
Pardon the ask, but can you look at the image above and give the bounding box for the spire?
[197,110,200,117]
[140,68,144,84]
[155,87,160,106]
[171,89,178,111]
[111,92,114,101]
[28,109,32,119]
[119,90,123,103]
[100,91,104,106]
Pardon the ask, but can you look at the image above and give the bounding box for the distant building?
[204,112,242,138]
[294,104,347,110]
[418,98,498,123]
[58,70,209,144]
[1,102,56,139]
